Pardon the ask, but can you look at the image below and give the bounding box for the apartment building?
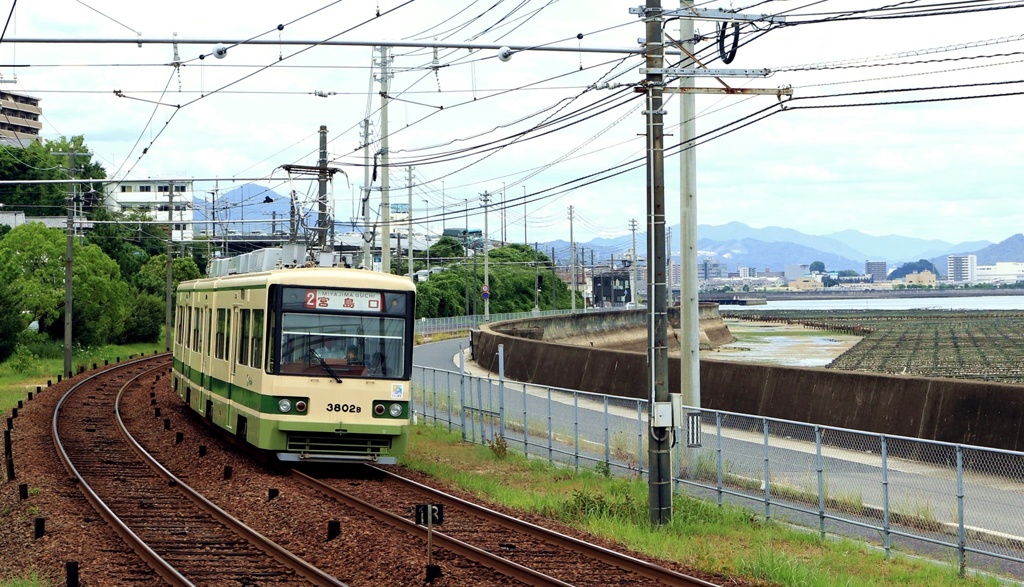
[104,180,195,242]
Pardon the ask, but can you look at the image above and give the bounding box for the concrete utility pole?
[377,46,393,273]
[64,154,75,378]
[361,119,372,268]
[642,0,672,526]
[317,125,329,251]
[568,205,576,314]
[629,219,639,305]
[408,166,414,279]
[166,182,174,352]
[422,198,431,271]
[678,0,702,479]
[482,191,490,320]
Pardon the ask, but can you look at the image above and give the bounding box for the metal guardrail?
[411,360,1024,578]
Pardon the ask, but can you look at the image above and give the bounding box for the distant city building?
[592,269,634,307]
[104,180,195,242]
[669,262,681,287]
[784,264,810,283]
[738,267,757,278]
[975,262,1024,284]
[903,270,937,287]
[947,254,977,283]
[788,277,819,291]
[865,261,887,282]
[0,91,42,147]
[699,257,725,280]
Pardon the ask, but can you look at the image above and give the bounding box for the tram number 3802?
[326,403,361,413]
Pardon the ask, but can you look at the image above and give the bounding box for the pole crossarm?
[642,67,771,77]
[664,86,793,95]
[648,6,786,23]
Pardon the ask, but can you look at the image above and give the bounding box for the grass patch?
[0,336,167,414]
[404,424,1004,587]
[0,575,50,587]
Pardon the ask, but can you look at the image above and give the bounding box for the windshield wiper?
[309,349,343,383]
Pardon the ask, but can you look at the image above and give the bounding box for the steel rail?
[290,468,575,587]
[52,356,195,587]
[54,355,347,587]
[369,465,722,586]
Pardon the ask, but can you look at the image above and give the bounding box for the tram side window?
[175,305,185,346]
[192,308,202,352]
[238,309,251,366]
[185,307,192,349]
[206,309,213,355]
[215,309,227,360]
[251,310,264,370]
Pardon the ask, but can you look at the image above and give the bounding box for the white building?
[975,262,1024,285]
[104,180,194,242]
[947,254,977,283]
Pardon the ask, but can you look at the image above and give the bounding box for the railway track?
[52,354,345,587]
[294,465,720,587]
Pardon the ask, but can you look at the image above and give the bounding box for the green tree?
[809,261,826,273]
[0,278,25,363]
[0,223,134,346]
[85,207,150,279]
[0,142,67,216]
[428,236,466,264]
[135,254,201,297]
[119,292,165,344]
[44,244,132,346]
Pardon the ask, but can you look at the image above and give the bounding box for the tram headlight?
[389,403,404,418]
[278,399,293,413]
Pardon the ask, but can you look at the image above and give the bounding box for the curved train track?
[295,466,720,587]
[52,354,344,586]
[47,355,725,586]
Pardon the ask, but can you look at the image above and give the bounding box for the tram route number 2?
[325,403,361,413]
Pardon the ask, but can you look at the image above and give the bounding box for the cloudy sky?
[4,0,1023,251]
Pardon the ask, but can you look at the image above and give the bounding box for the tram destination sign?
[304,288,384,312]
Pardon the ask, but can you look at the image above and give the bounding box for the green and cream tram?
[172,257,416,464]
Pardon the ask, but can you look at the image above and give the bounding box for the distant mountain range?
[543,221,1024,277]
[190,186,1023,277]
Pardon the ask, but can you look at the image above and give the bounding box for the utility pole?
[63,152,76,378]
[501,182,506,244]
[551,247,557,310]
[642,0,671,526]
[407,166,414,280]
[377,46,393,273]
[317,125,329,251]
[678,2,701,479]
[481,191,490,320]
[629,219,639,305]
[361,119,372,268]
[568,205,576,314]
[165,182,175,352]
[523,185,527,244]
[423,198,431,271]
[534,241,540,311]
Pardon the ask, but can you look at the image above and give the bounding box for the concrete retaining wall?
[472,316,1024,452]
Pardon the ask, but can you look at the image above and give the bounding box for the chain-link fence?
[412,361,1024,577]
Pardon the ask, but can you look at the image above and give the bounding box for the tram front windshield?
[275,287,409,379]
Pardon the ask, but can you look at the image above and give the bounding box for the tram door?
[227,304,241,433]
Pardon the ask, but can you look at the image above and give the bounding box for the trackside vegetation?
[402,425,1007,587]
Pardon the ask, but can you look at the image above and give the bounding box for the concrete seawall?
[472,311,1024,452]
